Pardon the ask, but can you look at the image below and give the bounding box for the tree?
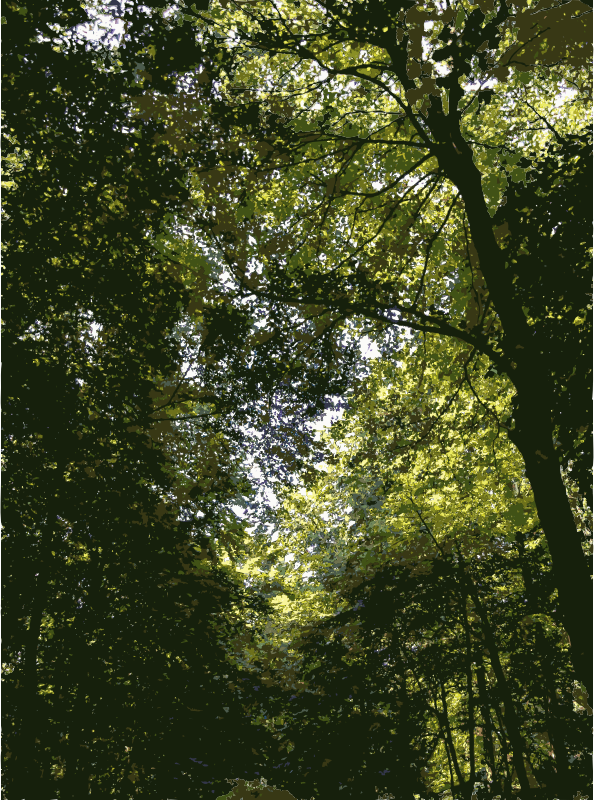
[4,0,591,794]
[146,0,592,694]
[231,529,592,799]
[232,338,592,798]
[2,2,275,795]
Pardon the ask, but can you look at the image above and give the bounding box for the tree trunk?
[475,652,500,796]
[439,143,592,699]
[465,575,533,796]
[12,517,56,799]
[509,399,593,701]
[458,584,476,800]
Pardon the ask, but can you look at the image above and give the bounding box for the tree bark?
[510,404,593,701]
[459,592,476,800]
[439,679,466,790]
[464,573,533,796]
[12,515,56,799]
[438,143,592,699]
[60,685,93,800]
[475,651,500,796]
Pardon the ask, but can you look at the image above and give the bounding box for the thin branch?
[411,191,460,311]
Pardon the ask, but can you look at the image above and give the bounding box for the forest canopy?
[2,0,592,798]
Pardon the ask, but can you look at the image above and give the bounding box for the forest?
[2,0,592,798]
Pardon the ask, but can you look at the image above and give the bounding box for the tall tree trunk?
[61,541,104,798]
[14,571,47,798]
[396,670,422,799]
[464,575,533,796]
[475,651,500,797]
[515,533,574,793]
[12,514,56,799]
[439,679,466,791]
[510,403,593,701]
[458,584,476,799]
[536,624,574,794]
[438,143,592,699]
[60,686,93,800]
[492,703,514,798]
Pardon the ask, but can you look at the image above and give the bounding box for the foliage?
[143,0,593,695]
[2,1,272,796]
[228,339,592,799]
[2,0,592,797]
[263,535,592,800]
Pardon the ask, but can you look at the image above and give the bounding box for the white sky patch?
[312,401,344,440]
[554,87,577,107]
[75,6,125,44]
[360,334,380,360]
